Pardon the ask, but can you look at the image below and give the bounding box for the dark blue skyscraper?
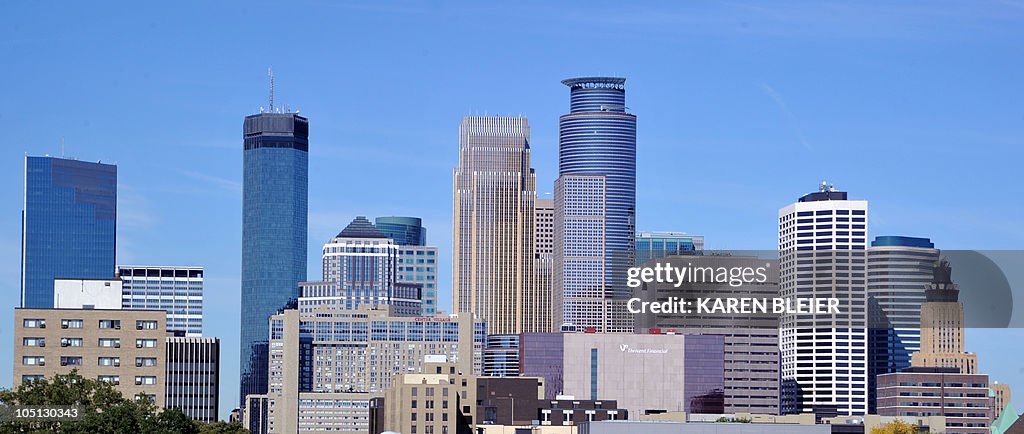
[240,111,308,406]
[374,216,426,246]
[554,77,637,333]
[21,156,116,308]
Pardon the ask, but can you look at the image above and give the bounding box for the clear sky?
[2,1,1022,421]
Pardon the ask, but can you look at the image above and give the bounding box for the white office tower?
[778,182,869,416]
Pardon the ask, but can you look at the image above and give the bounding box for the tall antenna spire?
[268,66,274,112]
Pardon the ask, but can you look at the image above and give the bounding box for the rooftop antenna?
[61,137,65,158]
[268,66,275,112]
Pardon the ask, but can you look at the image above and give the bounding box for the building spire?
[268,66,274,112]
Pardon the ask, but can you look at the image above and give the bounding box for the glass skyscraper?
[374,216,439,315]
[240,111,309,406]
[21,156,116,308]
[554,77,637,333]
[866,236,937,412]
[375,216,426,246]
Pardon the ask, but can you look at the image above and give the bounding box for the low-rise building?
[377,356,546,434]
[165,335,219,423]
[14,308,167,406]
[877,367,993,434]
[562,333,725,417]
[539,396,627,426]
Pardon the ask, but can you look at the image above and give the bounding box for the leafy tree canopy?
[0,371,247,434]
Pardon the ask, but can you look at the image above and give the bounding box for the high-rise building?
[396,245,438,315]
[165,336,220,423]
[312,217,421,313]
[119,266,205,336]
[375,216,426,246]
[453,116,540,334]
[554,77,637,333]
[879,261,997,434]
[534,198,555,332]
[14,308,167,406]
[910,259,978,374]
[535,198,555,255]
[299,216,423,316]
[633,255,781,415]
[244,302,484,434]
[635,232,705,265]
[21,156,116,308]
[269,305,483,395]
[866,236,938,412]
[240,110,309,406]
[372,217,438,314]
[778,183,869,416]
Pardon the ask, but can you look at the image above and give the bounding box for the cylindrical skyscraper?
[240,111,309,408]
[554,77,637,333]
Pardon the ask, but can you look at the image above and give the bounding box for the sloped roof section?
[338,216,388,239]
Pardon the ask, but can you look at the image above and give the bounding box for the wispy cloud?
[177,169,242,193]
[117,184,159,229]
[761,84,811,151]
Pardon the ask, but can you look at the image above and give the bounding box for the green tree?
[0,370,227,434]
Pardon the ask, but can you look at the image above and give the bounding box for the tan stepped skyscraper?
[453,116,544,334]
[910,258,978,374]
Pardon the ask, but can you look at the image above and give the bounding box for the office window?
[22,356,45,366]
[136,339,158,348]
[60,337,83,347]
[60,356,83,366]
[98,375,120,385]
[98,357,120,367]
[61,319,84,329]
[22,319,46,328]
[98,338,121,348]
[22,337,45,347]
[98,320,121,329]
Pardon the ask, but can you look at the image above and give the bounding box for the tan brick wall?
[14,308,167,407]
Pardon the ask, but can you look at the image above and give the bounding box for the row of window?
[22,337,159,348]
[22,319,158,330]
[23,356,157,367]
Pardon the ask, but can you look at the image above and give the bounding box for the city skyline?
[2,2,1023,421]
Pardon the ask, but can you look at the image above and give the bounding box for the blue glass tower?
[554,77,637,333]
[21,156,116,308]
[240,112,308,406]
[866,235,937,412]
[374,216,426,246]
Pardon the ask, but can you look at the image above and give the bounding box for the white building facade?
[778,184,869,415]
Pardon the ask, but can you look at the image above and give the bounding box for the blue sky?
[2,1,1023,420]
